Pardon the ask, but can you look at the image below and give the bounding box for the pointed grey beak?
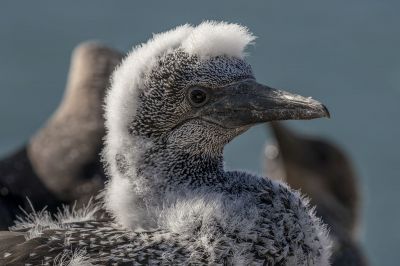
[200,79,330,129]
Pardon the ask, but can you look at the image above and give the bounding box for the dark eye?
[188,87,208,107]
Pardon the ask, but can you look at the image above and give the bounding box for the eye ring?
[188,87,209,107]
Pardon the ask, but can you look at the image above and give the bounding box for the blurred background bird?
[0,42,122,229]
[264,122,369,265]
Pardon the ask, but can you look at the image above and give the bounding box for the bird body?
[1,22,331,265]
[1,177,328,265]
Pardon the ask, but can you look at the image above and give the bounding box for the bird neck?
[131,136,226,187]
[105,135,226,230]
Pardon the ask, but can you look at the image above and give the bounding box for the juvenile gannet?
[264,122,368,265]
[0,42,122,229]
[1,22,331,265]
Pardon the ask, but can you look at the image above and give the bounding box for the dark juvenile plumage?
[1,22,331,265]
[1,220,200,265]
[264,122,369,265]
[0,43,123,229]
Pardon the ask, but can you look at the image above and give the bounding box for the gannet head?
[104,21,329,168]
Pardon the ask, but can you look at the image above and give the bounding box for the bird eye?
[188,87,208,107]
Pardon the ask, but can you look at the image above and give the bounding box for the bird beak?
[201,79,330,129]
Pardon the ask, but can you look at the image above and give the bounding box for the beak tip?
[322,104,331,119]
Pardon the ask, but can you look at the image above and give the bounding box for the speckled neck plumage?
[115,134,226,186]
[141,143,225,185]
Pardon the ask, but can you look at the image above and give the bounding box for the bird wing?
[0,219,198,265]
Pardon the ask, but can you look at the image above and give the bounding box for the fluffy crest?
[182,21,256,59]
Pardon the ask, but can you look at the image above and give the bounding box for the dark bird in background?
[264,122,369,265]
[0,42,123,229]
[0,22,331,265]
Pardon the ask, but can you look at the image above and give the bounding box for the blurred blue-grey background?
[0,1,398,264]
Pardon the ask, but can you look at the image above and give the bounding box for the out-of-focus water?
[0,1,398,264]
